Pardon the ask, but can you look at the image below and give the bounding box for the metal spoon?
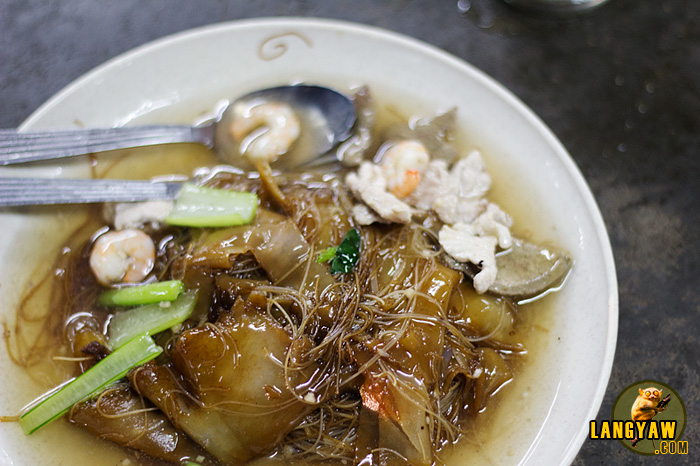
[0,85,356,168]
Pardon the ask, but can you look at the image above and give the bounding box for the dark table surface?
[1,1,698,465]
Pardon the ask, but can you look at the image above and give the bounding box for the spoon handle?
[0,177,182,206]
[0,125,214,165]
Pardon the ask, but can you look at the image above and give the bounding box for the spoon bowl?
[0,85,356,168]
[214,85,356,169]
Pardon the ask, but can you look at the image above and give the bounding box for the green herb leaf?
[329,229,361,274]
[316,246,338,263]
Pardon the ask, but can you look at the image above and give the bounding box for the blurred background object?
[502,0,611,15]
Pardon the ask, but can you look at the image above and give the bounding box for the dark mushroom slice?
[444,237,572,299]
[382,107,460,164]
[336,85,376,166]
[68,384,210,464]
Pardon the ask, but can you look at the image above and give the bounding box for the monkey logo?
[605,380,687,455]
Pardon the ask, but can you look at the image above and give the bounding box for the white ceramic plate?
[0,18,617,466]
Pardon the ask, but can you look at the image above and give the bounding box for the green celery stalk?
[108,291,197,349]
[166,183,258,227]
[98,280,184,307]
[19,334,162,435]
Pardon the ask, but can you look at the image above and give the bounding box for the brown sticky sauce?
[1,94,565,466]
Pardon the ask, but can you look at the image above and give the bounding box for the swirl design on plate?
[258,31,313,61]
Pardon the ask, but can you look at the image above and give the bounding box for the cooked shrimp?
[229,100,301,164]
[380,140,430,198]
[89,229,155,286]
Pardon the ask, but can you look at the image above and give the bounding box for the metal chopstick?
[0,177,183,206]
